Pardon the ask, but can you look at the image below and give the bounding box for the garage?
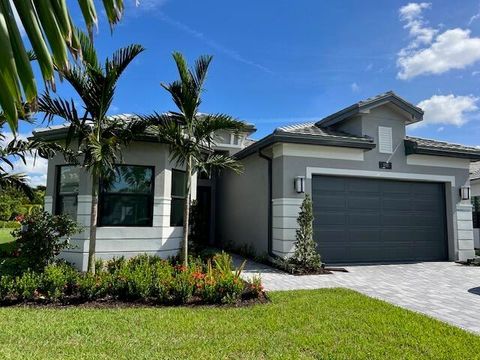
[312,175,448,263]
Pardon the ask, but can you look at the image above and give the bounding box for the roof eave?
[405,139,480,161]
[234,132,375,160]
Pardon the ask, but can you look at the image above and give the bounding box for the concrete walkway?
[236,256,480,334]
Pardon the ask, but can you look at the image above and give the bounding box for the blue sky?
[10,0,480,184]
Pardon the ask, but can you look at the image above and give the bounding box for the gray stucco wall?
[270,104,473,261]
[216,154,269,256]
[44,141,196,270]
[223,104,474,261]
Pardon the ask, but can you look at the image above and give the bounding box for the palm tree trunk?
[87,176,99,274]
[181,155,192,267]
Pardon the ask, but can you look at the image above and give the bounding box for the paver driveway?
[238,257,480,333]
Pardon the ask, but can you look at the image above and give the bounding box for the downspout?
[258,147,280,259]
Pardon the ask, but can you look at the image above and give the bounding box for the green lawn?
[0,289,478,359]
[0,228,15,254]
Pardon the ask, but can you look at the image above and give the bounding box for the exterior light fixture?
[460,186,471,201]
[294,176,305,193]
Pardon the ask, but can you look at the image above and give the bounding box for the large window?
[472,196,480,229]
[56,165,79,219]
[99,165,154,226]
[170,170,186,226]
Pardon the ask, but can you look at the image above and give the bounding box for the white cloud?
[399,2,437,49]
[1,132,48,186]
[414,94,479,128]
[10,1,26,38]
[350,82,360,92]
[469,3,480,25]
[397,3,480,79]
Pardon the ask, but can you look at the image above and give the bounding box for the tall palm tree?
[38,31,147,274]
[142,52,247,267]
[0,0,129,133]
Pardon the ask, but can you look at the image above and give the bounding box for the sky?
[7,0,480,185]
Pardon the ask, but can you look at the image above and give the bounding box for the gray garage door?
[312,175,448,263]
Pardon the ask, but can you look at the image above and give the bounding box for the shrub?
[0,220,21,229]
[41,262,79,301]
[0,253,262,306]
[12,211,80,271]
[15,271,41,301]
[287,195,322,273]
[77,272,112,300]
[0,275,14,300]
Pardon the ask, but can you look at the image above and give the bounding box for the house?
[469,162,480,249]
[34,91,480,270]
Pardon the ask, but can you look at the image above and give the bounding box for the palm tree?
[142,52,247,267]
[0,0,128,133]
[37,31,148,274]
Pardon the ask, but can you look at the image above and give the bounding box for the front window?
[55,165,79,219]
[99,165,154,226]
[472,196,480,228]
[170,170,186,226]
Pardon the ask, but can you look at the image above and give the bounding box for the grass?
[0,289,478,359]
[0,228,15,254]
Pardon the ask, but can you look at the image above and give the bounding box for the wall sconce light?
[460,186,471,201]
[294,176,305,193]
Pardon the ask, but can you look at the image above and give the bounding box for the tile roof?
[275,122,373,142]
[470,161,480,180]
[406,136,480,154]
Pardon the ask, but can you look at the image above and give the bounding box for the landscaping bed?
[0,253,264,307]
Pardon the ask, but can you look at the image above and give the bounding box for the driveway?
[237,257,480,334]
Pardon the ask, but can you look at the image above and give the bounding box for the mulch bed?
[0,286,269,309]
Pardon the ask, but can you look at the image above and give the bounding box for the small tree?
[290,194,322,272]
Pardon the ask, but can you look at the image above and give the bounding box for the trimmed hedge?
[0,221,20,229]
[0,253,263,306]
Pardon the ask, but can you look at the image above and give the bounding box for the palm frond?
[196,153,244,177]
[193,113,248,146]
[2,0,134,133]
[0,172,34,199]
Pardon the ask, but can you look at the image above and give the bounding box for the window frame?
[170,169,186,227]
[55,164,80,219]
[472,196,480,229]
[98,164,155,227]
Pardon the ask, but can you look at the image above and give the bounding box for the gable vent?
[378,126,393,154]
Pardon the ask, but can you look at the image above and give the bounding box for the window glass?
[104,166,153,194]
[472,196,480,229]
[56,165,79,219]
[99,165,154,227]
[171,170,186,197]
[59,166,79,194]
[171,170,186,226]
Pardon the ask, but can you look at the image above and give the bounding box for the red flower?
[192,271,205,280]
[14,214,25,222]
[175,265,187,272]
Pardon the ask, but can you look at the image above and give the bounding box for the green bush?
[13,211,80,271]
[0,253,261,306]
[15,271,41,301]
[41,262,79,301]
[77,272,112,300]
[0,220,21,229]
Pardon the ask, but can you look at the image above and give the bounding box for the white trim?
[306,167,456,187]
[272,143,364,161]
[272,198,303,205]
[406,154,470,169]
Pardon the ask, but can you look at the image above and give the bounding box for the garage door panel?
[348,212,380,226]
[313,196,346,209]
[312,175,447,263]
[347,197,380,210]
[315,212,347,225]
